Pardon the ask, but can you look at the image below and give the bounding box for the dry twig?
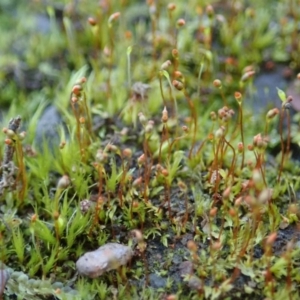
[0,116,22,196]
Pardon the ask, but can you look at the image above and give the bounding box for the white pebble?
[76,243,133,278]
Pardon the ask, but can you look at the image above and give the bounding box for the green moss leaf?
[277,87,286,102]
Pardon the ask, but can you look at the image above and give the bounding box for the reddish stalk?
[212,140,223,197]
[278,96,292,183]
[264,233,277,298]
[238,105,245,169]
[164,180,171,219]
[89,164,104,236]
[253,151,267,187]
[158,123,169,164]
[234,92,245,169]
[223,138,236,182]
[231,207,240,258]
[167,134,187,160]
[196,137,209,156]
[285,241,293,297]
[142,138,153,203]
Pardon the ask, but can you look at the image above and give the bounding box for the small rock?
[179,261,193,277]
[180,233,194,246]
[172,254,182,265]
[149,273,167,289]
[187,275,202,291]
[179,260,194,277]
[0,266,9,296]
[76,243,133,278]
[35,105,64,150]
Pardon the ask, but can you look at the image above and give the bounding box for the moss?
[0,0,300,299]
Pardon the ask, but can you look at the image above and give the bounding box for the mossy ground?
[1,0,300,299]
